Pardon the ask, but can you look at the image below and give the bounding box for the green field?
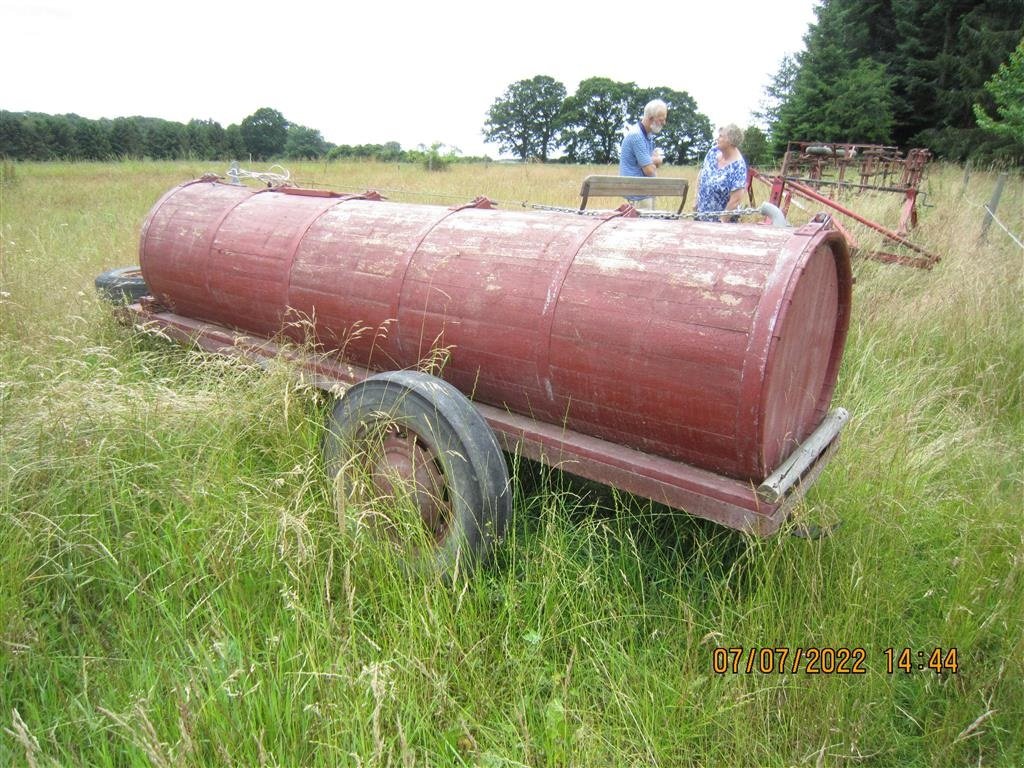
[1,160,1021,766]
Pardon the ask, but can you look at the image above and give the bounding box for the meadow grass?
[1,160,1022,766]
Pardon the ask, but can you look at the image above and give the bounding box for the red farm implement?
[748,142,940,269]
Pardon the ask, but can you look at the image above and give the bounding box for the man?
[618,99,667,209]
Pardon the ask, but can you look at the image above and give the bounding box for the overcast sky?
[1,0,819,158]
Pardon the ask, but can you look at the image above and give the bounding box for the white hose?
[758,202,790,227]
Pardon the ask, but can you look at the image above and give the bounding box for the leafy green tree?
[184,118,226,160]
[415,142,460,171]
[284,124,329,159]
[0,112,29,158]
[483,75,567,161]
[973,39,1024,144]
[561,77,636,164]
[378,141,404,162]
[741,125,772,167]
[240,107,288,160]
[108,117,143,158]
[73,118,110,159]
[633,87,713,164]
[19,115,51,159]
[224,124,246,159]
[43,115,77,159]
[144,120,184,159]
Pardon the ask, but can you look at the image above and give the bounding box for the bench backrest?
[579,175,690,214]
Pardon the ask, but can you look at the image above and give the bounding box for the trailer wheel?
[95,266,149,305]
[322,371,510,572]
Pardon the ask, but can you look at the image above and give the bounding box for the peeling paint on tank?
[701,290,744,307]
[582,253,649,274]
[722,272,765,289]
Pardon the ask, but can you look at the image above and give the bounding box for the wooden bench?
[579,175,690,214]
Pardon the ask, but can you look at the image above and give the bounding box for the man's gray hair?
[644,99,668,119]
[721,124,745,148]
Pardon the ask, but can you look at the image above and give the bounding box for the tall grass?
[1,160,1022,766]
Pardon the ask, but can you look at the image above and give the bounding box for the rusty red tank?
[140,178,851,482]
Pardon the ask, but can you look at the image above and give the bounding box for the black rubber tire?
[94,266,149,305]
[322,371,510,572]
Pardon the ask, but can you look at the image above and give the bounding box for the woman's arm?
[722,186,746,222]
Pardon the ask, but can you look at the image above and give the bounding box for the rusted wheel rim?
[369,424,451,542]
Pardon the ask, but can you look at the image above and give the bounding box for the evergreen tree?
[768,0,1023,161]
[893,0,1023,157]
[754,55,799,135]
[827,60,895,143]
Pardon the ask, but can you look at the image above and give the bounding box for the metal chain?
[522,203,764,220]
[211,168,766,221]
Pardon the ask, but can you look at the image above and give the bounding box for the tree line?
[0,107,478,165]
[482,76,717,165]
[4,1,1020,168]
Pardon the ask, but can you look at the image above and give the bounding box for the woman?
[696,125,747,222]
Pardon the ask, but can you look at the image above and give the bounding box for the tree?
[973,40,1024,144]
[108,117,143,158]
[73,118,110,159]
[754,54,799,142]
[224,124,246,159]
[773,1,872,147]
[768,0,1024,156]
[184,118,227,160]
[143,120,184,159]
[826,59,895,143]
[561,77,635,164]
[240,107,288,160]
[18,115,51,159]
[483,75,567,161]
[284,124,329,159]
[43,115,77,159]
[634,87,713,164]
[0,112,29,158]
[892,0,1023,158]
[742,125,772,167]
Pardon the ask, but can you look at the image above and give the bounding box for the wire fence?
[982,206,1024,250]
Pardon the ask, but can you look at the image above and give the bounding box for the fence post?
[979,172,1007,242]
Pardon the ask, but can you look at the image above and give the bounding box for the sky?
[1,0,819,159]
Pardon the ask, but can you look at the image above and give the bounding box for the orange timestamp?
[884,647,959,674]
[711,646,959,674]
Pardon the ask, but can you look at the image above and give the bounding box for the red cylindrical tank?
[140,179,851,481]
